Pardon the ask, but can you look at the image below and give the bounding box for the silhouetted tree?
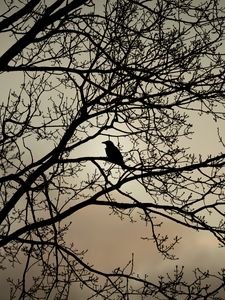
[1,0,225,299]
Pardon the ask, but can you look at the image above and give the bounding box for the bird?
[102,140,125,167]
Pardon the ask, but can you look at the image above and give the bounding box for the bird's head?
[102,140,114,146]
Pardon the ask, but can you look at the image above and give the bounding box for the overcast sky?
[1,0,225,299]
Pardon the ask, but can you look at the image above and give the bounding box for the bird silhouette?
[102,140,125,167]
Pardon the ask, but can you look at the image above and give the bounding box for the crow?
[102,140,125,167]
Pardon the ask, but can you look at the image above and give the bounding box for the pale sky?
[1,1,225,299]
